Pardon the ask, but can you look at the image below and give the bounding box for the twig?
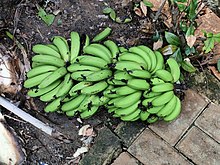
[153,0,167,22]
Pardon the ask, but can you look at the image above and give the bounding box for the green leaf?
[171,48,183,63]
[213,33,220,43]
[38,7,55,26]
[103,7,113,14]
[142,0,154,8]
[186,24,195,36]
[165,32,181,46]
[181,60,196,73]
[161,45,178,56]
[203,37,215,53]
[177,4,186,12]
[109,10,116,21]
[217,59,220,72]
[188,0,198,21]
[185,46,195,56]
[175,0,187,2]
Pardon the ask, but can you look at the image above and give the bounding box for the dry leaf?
[153,39,163,50]
[78,125,91,136]
[73,146,89,158]
[186,35,197,48]
[140,1,147,16]
[134,7,143,17]
[208,55,220,65]
[208,66,220,81]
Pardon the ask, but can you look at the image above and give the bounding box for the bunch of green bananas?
[24,27,182,123]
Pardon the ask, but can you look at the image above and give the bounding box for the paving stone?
[128,128,190,165]
[195,103,220,143]
[111,152,139,165]
[176,126,220,165]
[114,121,145,147]
[79,126,122,165]
[149,89,209,146]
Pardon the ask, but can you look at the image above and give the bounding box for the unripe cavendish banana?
[80,106,99,119]
[115,100,140,116]
[157,95,177,117]
[70,31,80,63]
[147,105,164,114]
[66,108,78,117]
[119,46,128,53]
[32,55,65,67]
[166,58,180,82]
[56,73,73,97]
[114,60,146,71]
[151,83,174,93]
[107,78,126,86]
[152,51,164,73]
[114,71,133,80]
[81,81,108,95]
[143,91,162,98]
[47,44,59,53]
[85,70,112,82]
[120,108,141,121]
[128,69,151,79]
[150,77,165,85]
[38,67,67,88]
[147,115,159,123]
[27,65,58,78]
[104,40,119,59]
[67,63,101,72]
[155,69,174,82]
[115,86,137,95]
[71,70,94,81]
[152,91,174,106]
[44,97,61,112]
[92,27,112,42]
[83,34,90,49]
[127,79,150,90]
[69,81,93,96]
[140,111,150,121]
[32,44,61,58]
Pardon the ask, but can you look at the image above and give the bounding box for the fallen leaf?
[186,35,197,48]
[208,54,220,64]
[140,1,147,16]
[208,66,220,81]
[73,146,89,158]
[134,7,143,17]
[181,58,197,73]
[161,45,178,55]
[153,39,163,50]
[78,125,90,136]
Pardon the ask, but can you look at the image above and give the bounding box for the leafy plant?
[202,31,220,53]
[37,7,55,26]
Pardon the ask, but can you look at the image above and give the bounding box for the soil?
[0,0,219,165]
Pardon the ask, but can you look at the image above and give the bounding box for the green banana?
[115,86,137,95]
[127,79,150,90]
[152,91,174,106]
[107,78,126,86]
[70,31,80,63]
[104,40,119,59]
[38,67,67,88]
[83,34,90,49]
[92,27,112,42]
[138,45,157,72]
[83,44,112,63]
[56,73,74,97]
[143,91,162,98]
[147,105,164,114]
[129,46,151,70]
[114,91,142,108]
[40,81,64,102]
[69,81,93,96]
[114,71,133,80]
[163,96,181,121]
[119,46,128,53]
[157,95,177,117]
[24,72,52,88]
[81,81,108,94]
[47,44,59,53]
[140,111,150,121]
[27,65,58,78]
[115,100,140,116]
[147,115,159,123]
[78,95,95,111]
[166,58,180,82]
[108,107,118,113]
[66,108,78,117]
[32,55,65,67]
[150,77,165,85]
[27,79,61,97]
[128,69,151,79]
[142,97,157,107]
[155,69,174,82]
[32,44,61,58]
[61,94,86,112]
[151,83,174,93]
[120,108,141,121]
[67,63,101,72]
[44,97,61,112]
[114,60,146,71]
[152,51,164,73]
[80,106,99,119]
[75,55,108,69]
[52,36,70,62]
[71,70,94,81]
[107,96,124,106]
[31,62,44,68]
[103,89,121,98]
[92,95,110,106]
[85,69,112,82]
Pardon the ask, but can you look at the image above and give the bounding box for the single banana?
[127,79,150,90]
[151,83,174,93]
[47,44,59,53]
[140,111,150,121]
[80,106,99,119]
[71,70,94,81]
[78,95,95,111]
[115,100,140,116]
[61,94,86,112]
[52,36,70,62]
[128,69,151,79]
[66,108,79,117]
[83,34,90,49]
[85,69,112,82]
[152,91,174,106]
[142,97,157,108]
[157,95,177,117]
[147,115,159,123]
[107,96,124,106]
[32,44,61,58]
[92,27,112,42]
[108,107,118,113]
[115,86,137,95]
[70,31,80,63]
[44,97,61,113]
[118,52,148,69]
[83,44,112,63]
[24,72,52,88]
[152,51,164,73]
[75,55,108,69]
[143,91,162,98]
[114,71,133,81]
[103,89,121,98]
[27,79,61,97]
[155,69,174,82]
[40,81,64,102]
[31,62,44,68]
[81,81,108,95]
[120,108,141,121]
[114,60,146,71]
[163,96,181,122]
[104,40,119,59]
[114,91,142,108]
[92,95,110,106]
[150,77,165,85]
[69,81,93,96]
[119,46,128,53]
[38,67,67,88]
[27,65,58,78]
[138,45,157,72]
[107,78,126,86]
[147,105,164,114]
[67,63,101,72]
[32,55,65,67]
[129,46,151,70]
[166,58,180,82]
[56,73,74,97]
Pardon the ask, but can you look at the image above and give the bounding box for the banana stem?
[0,96,54,136]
